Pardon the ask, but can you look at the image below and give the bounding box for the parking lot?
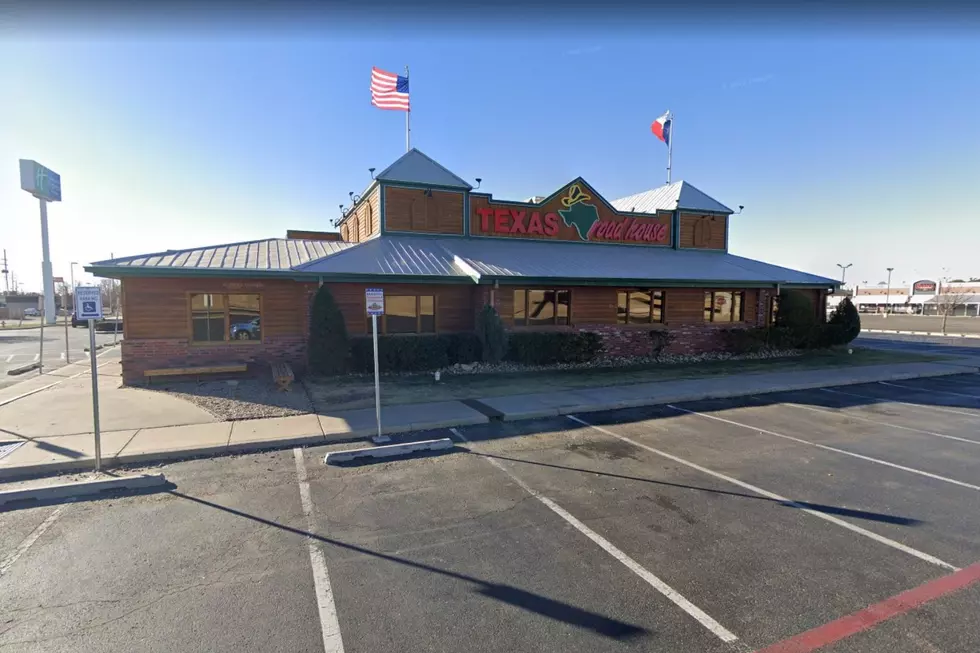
[2,373,980,652]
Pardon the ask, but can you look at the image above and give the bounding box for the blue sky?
[2,28,978,291]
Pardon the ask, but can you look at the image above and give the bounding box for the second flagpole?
[405,65,411,152]
[666,110,672,185]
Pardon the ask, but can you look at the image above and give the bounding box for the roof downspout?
[318,275,323,287]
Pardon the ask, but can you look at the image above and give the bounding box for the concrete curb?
[0,474,168,506]
[496,364,980,422]
[7,362,41,376]
[863,329,980,339]
[324,438,454,464]
[1,364,975,482]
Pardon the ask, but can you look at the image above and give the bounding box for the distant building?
[846,281,980,316]
[0,293,42,320]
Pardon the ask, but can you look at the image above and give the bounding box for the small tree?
[475,304,507,364]
[308,285,349,375]
[936,285,971,335]
[826,296,861,345]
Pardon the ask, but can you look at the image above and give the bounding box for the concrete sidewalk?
[1,358,977,480]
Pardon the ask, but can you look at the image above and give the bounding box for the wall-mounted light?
[631,206,636,212]
[735,205,744,215]
[348,192,354,201]
[369,167,376,179]
[474,178,482,189]
[338,204,344,215]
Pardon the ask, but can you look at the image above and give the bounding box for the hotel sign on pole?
[19,160,62,203]
[912,280,937,295]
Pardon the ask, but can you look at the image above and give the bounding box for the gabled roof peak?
[611,180,733,214]
[374,148,473,189]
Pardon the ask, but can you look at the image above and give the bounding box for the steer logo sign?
[558,184,669,244]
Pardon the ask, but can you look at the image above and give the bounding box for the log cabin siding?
[383,186,465,235]
[679,213,728,250]
[322,282,475,335]
[121,277,312,340]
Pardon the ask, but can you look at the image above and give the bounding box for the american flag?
[371,66,410,111]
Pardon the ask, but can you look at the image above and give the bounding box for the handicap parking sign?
[74,286,103,320]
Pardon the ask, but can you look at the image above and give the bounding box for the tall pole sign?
[365,288,389,444]
[75,285,104,472]
[19,159,63,326]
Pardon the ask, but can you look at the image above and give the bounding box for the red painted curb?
[755,562,980,653]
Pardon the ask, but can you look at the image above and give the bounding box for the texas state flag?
[651,112,671,147]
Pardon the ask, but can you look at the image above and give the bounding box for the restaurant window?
[190,293,262,343]
[369,295,436,334]
[513,289,570,326]
[617,290,665,324]
[769,295,780,326]
[704,291,745,323]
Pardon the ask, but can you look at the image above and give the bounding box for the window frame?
[512,288,571,327]
[617,289,666,325]
[187,292,264,345]
[368,294,437,335]
[703,290,746,323]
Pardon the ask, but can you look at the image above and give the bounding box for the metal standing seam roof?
[374,148,473,189]
[297,234,838,286]
[90,238,355,271]
[611,180,734,214]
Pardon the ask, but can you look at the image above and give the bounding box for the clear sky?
[2,18,978,292]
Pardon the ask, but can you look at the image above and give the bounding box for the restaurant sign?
[912,280,937,295]
[474,182,670,245]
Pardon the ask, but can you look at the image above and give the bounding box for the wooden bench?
[144,364,248,384]
[271,361,294,392]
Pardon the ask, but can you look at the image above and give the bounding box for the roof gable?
[611,180,733,214]
[374,148,473,189]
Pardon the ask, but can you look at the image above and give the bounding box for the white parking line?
[32,353,39,362]
[819,387,980,419]
[293,448,345,653]
[450,427,743,646]
[879,380,980,401]
[5,355,13,363]
[566,416,958,572]
[0,506,67,577]
[666,405,980,493]
[780,401,980,446]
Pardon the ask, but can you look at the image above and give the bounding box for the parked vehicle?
[230,317,260,340]
[23,308,40,317]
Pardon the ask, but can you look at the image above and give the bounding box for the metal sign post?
[19,159,63,326]
[75,286,104,472]
[365,288,389,444]
[38,300,44,374]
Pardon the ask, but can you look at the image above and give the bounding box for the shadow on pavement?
[171,490,649,641]
[465,450,924,527]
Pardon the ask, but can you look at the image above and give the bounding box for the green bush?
[827,297,861,344]
[648,329,674,357]
[349,333,482,373]
[475,305,508,363]
[505,331,603,365]
[308,285,349,375]
[722,327,770,354]
[775,290,819,348]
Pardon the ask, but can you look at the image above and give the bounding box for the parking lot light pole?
[836,263,852,286]
[885,267,894,318]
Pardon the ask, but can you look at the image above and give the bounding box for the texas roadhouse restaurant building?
[88,147,840,384]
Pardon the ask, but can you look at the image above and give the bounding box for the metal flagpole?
[666,110,673,185]
[405,65,411,152]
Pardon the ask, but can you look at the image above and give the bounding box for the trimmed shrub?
[722,327,770,354]
[348,332,482,373]
[308,285,349,375]
[475,305,508,363]
[775,290,819,348]
[827,297,861,344]
[648,329,674,357]
[505,331,603,365]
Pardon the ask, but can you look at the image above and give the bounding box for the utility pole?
[885,267,894,318]
[1,249,8,293]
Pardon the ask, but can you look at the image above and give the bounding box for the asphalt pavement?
[0,326,119,388]
[856,332,980,359]
[2,373,979,652]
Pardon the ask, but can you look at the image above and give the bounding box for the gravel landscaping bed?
[149,378,314,421]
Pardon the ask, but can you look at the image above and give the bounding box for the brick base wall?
[121,335,307,384]
[575,324,658,357]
